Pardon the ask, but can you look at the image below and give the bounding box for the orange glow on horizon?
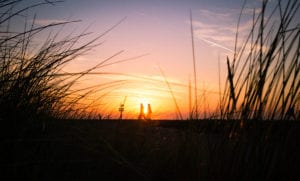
[68,79,223,120]
[35,0,262,120]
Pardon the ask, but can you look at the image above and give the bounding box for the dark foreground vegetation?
[1,119,300,180]
[0,0,299,180]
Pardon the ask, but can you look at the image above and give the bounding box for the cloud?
[191,7,256,53]
[33,19,69,26]
[196,36,234,53]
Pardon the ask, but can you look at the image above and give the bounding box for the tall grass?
[0,0,127,131]
[222,0,299,120]
[190,9,199,120]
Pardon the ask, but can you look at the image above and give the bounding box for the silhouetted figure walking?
[138,103,145,120]
[146,104,152,120]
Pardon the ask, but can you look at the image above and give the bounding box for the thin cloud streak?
[33,19,70,26]
[196,36,234,53]
[192,7,258,54]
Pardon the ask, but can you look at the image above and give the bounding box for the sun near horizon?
[19,0,299,120]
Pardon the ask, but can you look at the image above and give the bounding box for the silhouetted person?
[138,103,145,120]
[146,104,152,120]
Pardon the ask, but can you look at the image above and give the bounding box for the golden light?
[64,70,195,119]
[140,98,149,114]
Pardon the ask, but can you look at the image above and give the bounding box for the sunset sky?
[19,0,294,119]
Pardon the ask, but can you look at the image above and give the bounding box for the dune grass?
[1,0,299,180]
[222,0,299,121]
[0,1,128,124]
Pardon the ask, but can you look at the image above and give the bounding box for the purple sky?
[14,0,297,119]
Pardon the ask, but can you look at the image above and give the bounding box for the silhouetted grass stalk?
[190,9,198,120]
[222,0,299,120]
[0,0,126,123]
[158,66,183,120]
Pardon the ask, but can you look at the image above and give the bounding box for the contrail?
[197,36,234,53]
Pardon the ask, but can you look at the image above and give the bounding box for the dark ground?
[1,119,300,180]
